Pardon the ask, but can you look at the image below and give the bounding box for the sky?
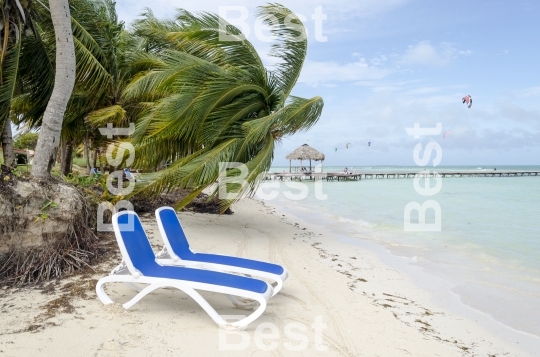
[116,0,540,167]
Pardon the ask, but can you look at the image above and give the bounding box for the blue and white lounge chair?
[96,211,273,330]
[123,168,135,181]
[154,207,288,297]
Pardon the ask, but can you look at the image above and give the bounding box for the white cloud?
[400,41,471,67]
[496,101,540,123]
[272,85,540,166]
[297,41,473,86]
[513,86,540,98]
[401,41,449,66]
[404,86,443,95]
[372,85,401,92]
[298,59,391,85]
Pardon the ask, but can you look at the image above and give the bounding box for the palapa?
[286,144,325,172]
[286,144,325,161]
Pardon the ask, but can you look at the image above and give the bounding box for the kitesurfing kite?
[346,143,351,149]
[443,131,451,139]
[462,95,472,108]
[335,148,338,152]
[368,142,371,147]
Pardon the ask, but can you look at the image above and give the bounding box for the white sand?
[0,198,530,356]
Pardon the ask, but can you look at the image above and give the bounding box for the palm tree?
[57,0,134,175]
[12,0,127,176]
[126,4,323,211]
[0,0,101,285]
[0,0,34,167]
[30,0,75,177]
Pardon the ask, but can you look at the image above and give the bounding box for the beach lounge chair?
[124,168,147,183]
[154,207,288,297]
[96,211,273,330]
[123,168,136,181]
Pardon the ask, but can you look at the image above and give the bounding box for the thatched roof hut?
[286,144,325,172]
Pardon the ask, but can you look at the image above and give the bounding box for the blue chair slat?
[158,209,284,275]
[117,214,268,294]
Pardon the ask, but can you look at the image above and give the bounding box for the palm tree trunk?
[1,118,16,168]
[31,0,76,178]
[52,146,58,166]
[99,149,104,173]
[92,149,97,169]
[84,138,91,174]
[60,141,66,165]
[61,140,73,176]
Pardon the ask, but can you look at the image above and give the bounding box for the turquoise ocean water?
[262,165,540,340]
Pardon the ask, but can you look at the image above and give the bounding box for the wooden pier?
[267,170,540,182]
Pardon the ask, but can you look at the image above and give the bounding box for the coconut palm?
[0,0,118,285]
[30,0,76,177]
[126,4,323,211]
[12,0,130,175]
[57,0,135,175]
[0,0,35,167]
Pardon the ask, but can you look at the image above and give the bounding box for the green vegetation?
[4,1,323,210]
[14,132,39,150]
[72,156,88,167]
[124,5,323,211]
[1,0,323,285]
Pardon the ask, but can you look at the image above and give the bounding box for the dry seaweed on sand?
[35,278,98,322]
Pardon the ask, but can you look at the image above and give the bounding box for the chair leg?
[96,276,118,305]
[270,279,283,296]
[96,277,269,330]
[226,295,258,310]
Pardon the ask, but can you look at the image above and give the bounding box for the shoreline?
[0,198,532,356]
[265,197,539,356]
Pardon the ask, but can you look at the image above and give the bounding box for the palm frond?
[134,138,239,198]
[86,104,127,127]
[217,133,275,212]
[256,3,308,104]
[12,21,55,126]
[0,31,21,130]
[120,4,323,211]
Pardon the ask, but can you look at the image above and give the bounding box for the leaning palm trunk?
[1,118,16,167]
[60,140,73,175]
[31,0,76,178]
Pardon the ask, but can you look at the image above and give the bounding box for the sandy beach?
[0,198,531,356]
